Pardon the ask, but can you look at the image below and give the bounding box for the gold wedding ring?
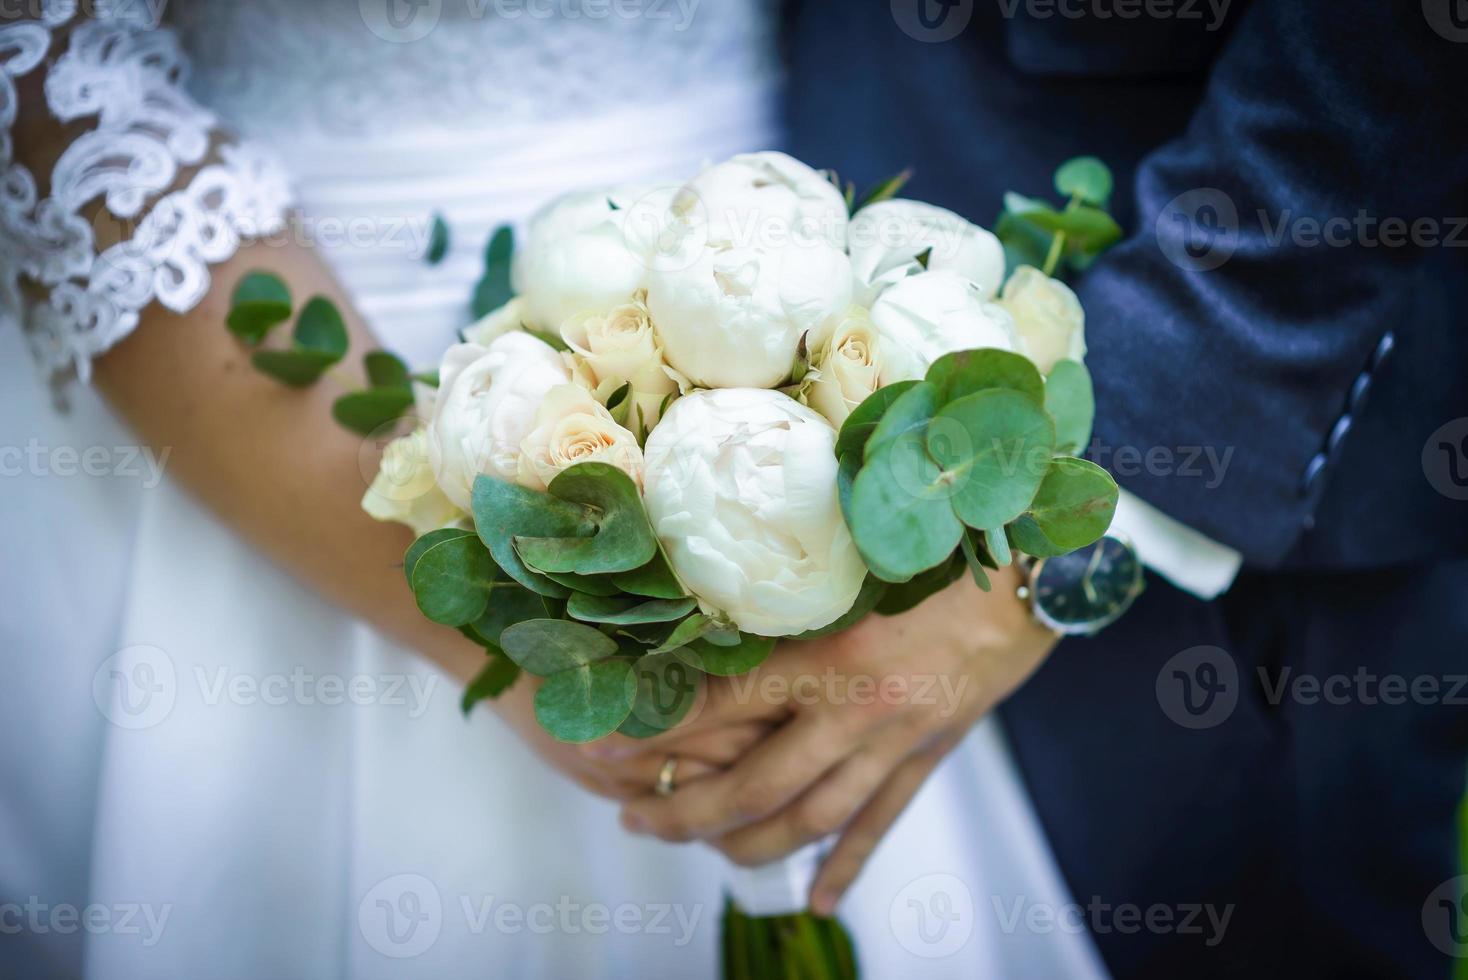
[655,756,679,797]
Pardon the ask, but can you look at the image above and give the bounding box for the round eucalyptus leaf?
[1054,156,1114,206]
[364,350,411,389]
[499,618,619,676]
[470,583,556,648]
[672,633,776,677]
[926,349,1043,406]
[410,532,497,626]
[404,528,477,587]
[226,271,291,345]
[1044,360,1095,455]
[848,432,965,582]
[609,546,687,600]
[863,381,940,463]
[834,380,919,460]
[534,658,637,743]
[332,387,414,436]
[250,348,339,387]
[513,463,657,575]
[567,592,697,626]
[472,475,591,598]
[927,388,1055,530]
[294,296,349,357]
[460,653,520,715]
[1020,457,1119,552]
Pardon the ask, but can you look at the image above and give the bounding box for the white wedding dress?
[0,3,1108,977]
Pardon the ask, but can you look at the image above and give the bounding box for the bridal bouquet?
[229,151,1121,978]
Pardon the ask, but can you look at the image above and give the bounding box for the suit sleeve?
[1076,0,1467,566]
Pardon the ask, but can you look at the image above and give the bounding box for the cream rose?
[804,307,882,426]
[561,295,679,438]
[511,188,646,332]
[427,332,570,510]
[646,242,853,389]
[849,199,1005,302]
[516,384,645,492]
[868,269,1022,383]
[999,265,1086,374]
[361,428,465,536]
[641,388,867,636]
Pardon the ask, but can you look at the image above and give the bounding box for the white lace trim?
[1,6,292,383]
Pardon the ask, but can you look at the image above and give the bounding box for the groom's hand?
[613,566,1059,913]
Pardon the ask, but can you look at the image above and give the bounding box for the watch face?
[1032,536,1143,634]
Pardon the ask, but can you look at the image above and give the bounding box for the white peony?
[361,428,465,536]
[678,151,848,251]
[427,332,570,510]
[641,388,867,637]
[804,307,882,427]
[868,269,1022,383]
[646,242,853,389]
[511,188,646,332]
[561,295,679,438]
[516,384,645,492]
[999,265,1087,374]
[849,199,1005,302]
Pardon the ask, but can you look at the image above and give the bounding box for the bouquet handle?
[721,843,859,979]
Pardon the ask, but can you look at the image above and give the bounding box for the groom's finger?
[619,712,851,842]
[711,740,910,869]
[807,750,945,915]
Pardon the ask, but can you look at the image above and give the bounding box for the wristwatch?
[1016,533,1144,636]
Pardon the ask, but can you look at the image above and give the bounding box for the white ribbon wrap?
[724,841,827,917]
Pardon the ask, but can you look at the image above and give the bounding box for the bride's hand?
[489,676,772,803]
[613,565,1059,913]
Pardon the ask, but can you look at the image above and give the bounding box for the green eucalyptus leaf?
[364,350,411,389]
[647,613,717,655]
[848,431,965,582]
[226,271,291,345]
[471,225,515,318]
[853,168,912,212]
[412,369,440,388]
[512,463,656,575]
[534,658,637,743]
[610,545,687,600]
[927,388,1054,530]
[1044,360,1095,455]
[863,381,940,462]
[836,451,861,528]
[985,526,1013,567]
[499,618,618,676]
[1054,156,1114,207]
[1015,457,1118,552]
[469,583,556,648]
[925,348,1044,406]
[425,213,449,265]
[673,632,776,677]
[834,380,918,459]
[405,528,477,586]
[461,653,520,714]
[537,569,622,596]
[959,531,992,591]
[995,210,1054,276]
[331,387,414,436]
[1021,204,1123,254]
[294,296,349,357]
[250,348,339,387]
[566,592,697,625]
[472,475,591,598]
[1006,516,1070,558]
[410,532,498,626]
[874,555,964,615]
[618,651,702,737]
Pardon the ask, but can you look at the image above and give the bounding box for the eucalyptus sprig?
[996,156,1122,279]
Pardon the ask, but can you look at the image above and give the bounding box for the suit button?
[1299,452,1328,496]
[1370,331,1396,370]
[1327,414,1352,454]
[1349,372,1371,412]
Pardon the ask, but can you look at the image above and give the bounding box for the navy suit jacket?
[783,3,1468,977]
[783,0,1468,571]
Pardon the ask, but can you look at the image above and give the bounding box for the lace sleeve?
[0,4,292,384]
